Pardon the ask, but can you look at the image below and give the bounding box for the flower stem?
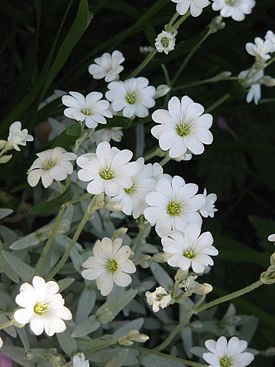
[132,220,151,261]
[129,51,157,78]
[206,93,230,113]
[173,12,190,30]
[0,319,15,330]
[47,194,105,280]
[160,155,171,166]
[171,30,211,86]
[195,279,263,313]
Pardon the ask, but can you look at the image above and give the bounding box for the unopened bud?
[152,252,170,263]
[270,252,275,265]
[0,140,7,150]
[111,228,128,240]
[96,307,114,324]
[155,84,171,99]
[212,71,232,81]
[0,154,12,164]
[105,200,122,212]
[138,254,152,268]
[209,16,225,34]
[262,76,275,87]
[261,265,275,285]
[195,283,213,295]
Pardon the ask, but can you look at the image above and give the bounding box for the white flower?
[112,158,163,219]
[155,31,177,54]
[151,96,213,159]
[88,50,125,82]
[27,147,77,188]
[239,68,264,105]
[268,233,275,242]
[245,37,272,61]
[73,353,89,367]
[203,336,254,367]
[77,142,138,196]
[199,188,218,218]
[211,0,255,22]
[82,237,136,296]
[155,84,171,98]
[14,276,72,336]
[144,175,205,237]
[7,121,34,151]
[0,337,3,348]
[265,30,275,53]
[62,91,112,128]
[171,0,210,17]
[106,77,156,119]
[91,127,123,144]
[161,224,218,273]
[145,286,172,312]
[180,275,213,294]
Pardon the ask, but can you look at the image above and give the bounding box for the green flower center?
[224,0,236,5]
[156,293,166,301]
[166,201,182,216]
[124,184,136,195]
[183,249,194,259]
[220,356,233,367]
[105,259,118,273]
[34,302,47,315]
[125,92,137,105]
[99,168,114,180]
[41,159,57,170]
[161,37,170,48]
[81,108,92,116]
[176,123,190,137]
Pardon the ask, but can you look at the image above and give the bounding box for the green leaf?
[104,349,128,367]
[66,122,82,136]
[28,188,72,215]
[150,263,173,289]
[58,277,75,292]
[9,233,41,250]
[140,349,187,367]
[1,345,35,367]
[0,208,13,220]
[0,253,20,283]
[1,250,34,282]
[71,314,101,338]
[76,288,96,323]
[57,328,78,357]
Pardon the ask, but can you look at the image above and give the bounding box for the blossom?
[211,0,255,22]
[268,233,275,242]
[27,147,77,188]
[145,286,172,312]
[203,336,254,367]
[7,121,34,151]
[171,0,210,17]
[82,237,136,296]
[144,175,205,237]
[73,353,89,367]
[91,127,123,144]
[106,77,156,119]
[238,68,264,105]
[62,91,112,128]
[245,37,272,61]
[88,50,125,82]
[14,276,72,336]
[199,188,218,218]
[111,158,163,219]
[161,224,218,273]
[155,31,177,54]
[77,142,138,196]
[151,96,213,159]
[265,31,275,53]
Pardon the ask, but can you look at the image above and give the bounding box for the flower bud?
[261,264,275,285]
[270,252,275,265]
[0,154,12,164]
[262,76,275,87]
[0,140,7,150]
[96,307,114,324]
[155,84,171,99]
[111,228,128,240]
[152,252,170,263]
[209,16,226,34]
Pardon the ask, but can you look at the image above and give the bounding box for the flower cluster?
[239,30,275,104]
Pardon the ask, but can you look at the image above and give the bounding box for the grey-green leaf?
[71,314,100,338]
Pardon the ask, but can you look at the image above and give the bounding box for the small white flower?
[144,175,205,237]
[0,337,3,348]
[77,142,138,196]
[82,237,136,296]
[145,286,172,312]
[211,0,255,22]
[171,0,210,17]
[151,96,213,159]
[155,31,177,55]
[161,224,218,273]
[106,77,156,119]
[180,275,213,295]
[62,91,112,128]
[112,158,163,219]
[91,127,123,144]
[203,336,254,367]
[73,353,89,367]
[155,84,171,98]
[7,121,34,151]
[265,30,275,53]
[245,37,272,61]
[239,68,264,105]
[27,147,77,188]
[199,188,218,218]
[88,50,125,82]
[14,276,72,336]
[268,233,275,242]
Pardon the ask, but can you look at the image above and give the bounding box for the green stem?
[47,194,105,279]
[171,30,211,86]
[173,76,238,91]
[160,155,171,166]
[167,12,179,29]
[132,221,151,261]
[195,279,263,313]
[206,93,230,113]
[144,148,163,161]
[129,51,157,78]
[154,310,194,352]
[173,12,190,30]
[34,204,66,277]
[0,319,15,330]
